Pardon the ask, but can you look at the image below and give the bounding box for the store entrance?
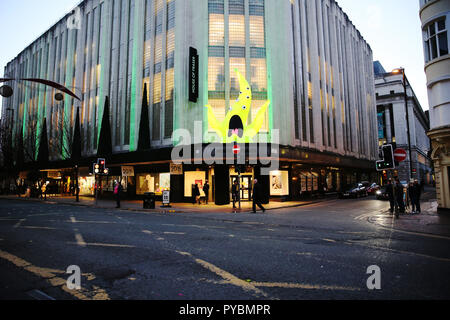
[230,175,252,201]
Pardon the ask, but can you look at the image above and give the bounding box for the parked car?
[339,183,368,199]
[376,186,390,200]
[367,183,381,195]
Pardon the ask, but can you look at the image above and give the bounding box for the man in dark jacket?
[385,179,395,213]
[252,179,266,213]
[231,180,240,209]
[411,179,422,213]
[394,179,405,215]
[203,181,210,204]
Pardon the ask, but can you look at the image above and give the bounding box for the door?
[230,175,252,201]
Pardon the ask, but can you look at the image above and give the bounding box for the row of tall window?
[290,0,375,156]
[143,0,175,143]
[208,0,269,134]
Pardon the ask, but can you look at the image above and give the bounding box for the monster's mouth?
[228,115,244,138]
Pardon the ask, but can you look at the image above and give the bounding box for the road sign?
[394,148,407,162]
[233,144,240,155]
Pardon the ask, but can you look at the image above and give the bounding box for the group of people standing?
[385,178,423,217]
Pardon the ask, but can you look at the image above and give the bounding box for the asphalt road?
[0,197,449,300]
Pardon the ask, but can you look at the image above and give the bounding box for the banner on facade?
[121,166,135,177]
[377,112,385,139]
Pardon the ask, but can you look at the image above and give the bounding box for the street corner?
[367,209,450,238]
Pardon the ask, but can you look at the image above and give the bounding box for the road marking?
[345,240,450,263]
[75,232,87,247]
[142,230,153,235]
[21,226,57,230]
[14,219,26,228]
[27,289,56,300]
[163,232,186,235]
[175,251,271,299]
[251,282,360,292]
[68,242,135,248]
[0,249,110,300]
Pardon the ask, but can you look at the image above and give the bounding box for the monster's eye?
[242,105,247,110]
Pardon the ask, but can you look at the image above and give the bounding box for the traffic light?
[376,144,395,171]
[94,158,109,175]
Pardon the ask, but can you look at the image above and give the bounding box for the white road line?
[14,219,25,228]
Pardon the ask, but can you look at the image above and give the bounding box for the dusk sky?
[0,0,429,112]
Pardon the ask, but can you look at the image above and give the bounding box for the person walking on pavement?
[114,180,123,208]
[231,179,240,209]
[203,181,210,205]
[193,184,201,205]
[252,179,266,213]
[412,179,422,213]
[385,179,395,214]
[394,178,405,217]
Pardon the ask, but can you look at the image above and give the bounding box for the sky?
[0,0,429,113]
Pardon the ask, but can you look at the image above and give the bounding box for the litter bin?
[143,192,155,209]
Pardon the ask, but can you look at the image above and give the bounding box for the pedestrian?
[193,184,201,205]
[394,178,405,216]
[203,181,210,205]
[114,180,123,208]
[385,179,395,214]
[231,179,240,209]
[407,180,415,213]
[413,179,422,213]
[252,179,266,213]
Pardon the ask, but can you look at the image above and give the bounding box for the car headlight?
[376,190,382,195]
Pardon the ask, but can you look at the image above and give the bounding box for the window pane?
[438,32,448,56]
[438,19,446,31]
[250,58,267,92]
[429,23,436,36]
[208,57,225,91]
[230,57,246,92]
[431,36,438,59]
[250,15,265,47]
[251,100,268,132]
[208,99,226,131]
[209,14,224,46]
[229,15,245,47]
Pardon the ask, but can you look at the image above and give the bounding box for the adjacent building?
[1,0,378,204]
[419,0,450,211]
[374,61,433,184]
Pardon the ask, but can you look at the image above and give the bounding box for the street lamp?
[392,68,413,181]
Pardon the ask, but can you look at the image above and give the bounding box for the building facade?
[374,61,433,184]
[419,0,450,211]
[1,0,378,203]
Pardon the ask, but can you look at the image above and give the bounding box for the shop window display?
[136,173,171,195]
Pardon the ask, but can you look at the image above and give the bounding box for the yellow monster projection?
[206,70,270,143]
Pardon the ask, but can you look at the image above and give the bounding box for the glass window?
[208,99,226,131]
[230,57,246,92]
[250,15,265,47]
[229,15,245,47]
[209,14,225,46]
[250,58,267,92]
[424,18,448,62]
[251,100,269,132]
[208,57,225,91]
